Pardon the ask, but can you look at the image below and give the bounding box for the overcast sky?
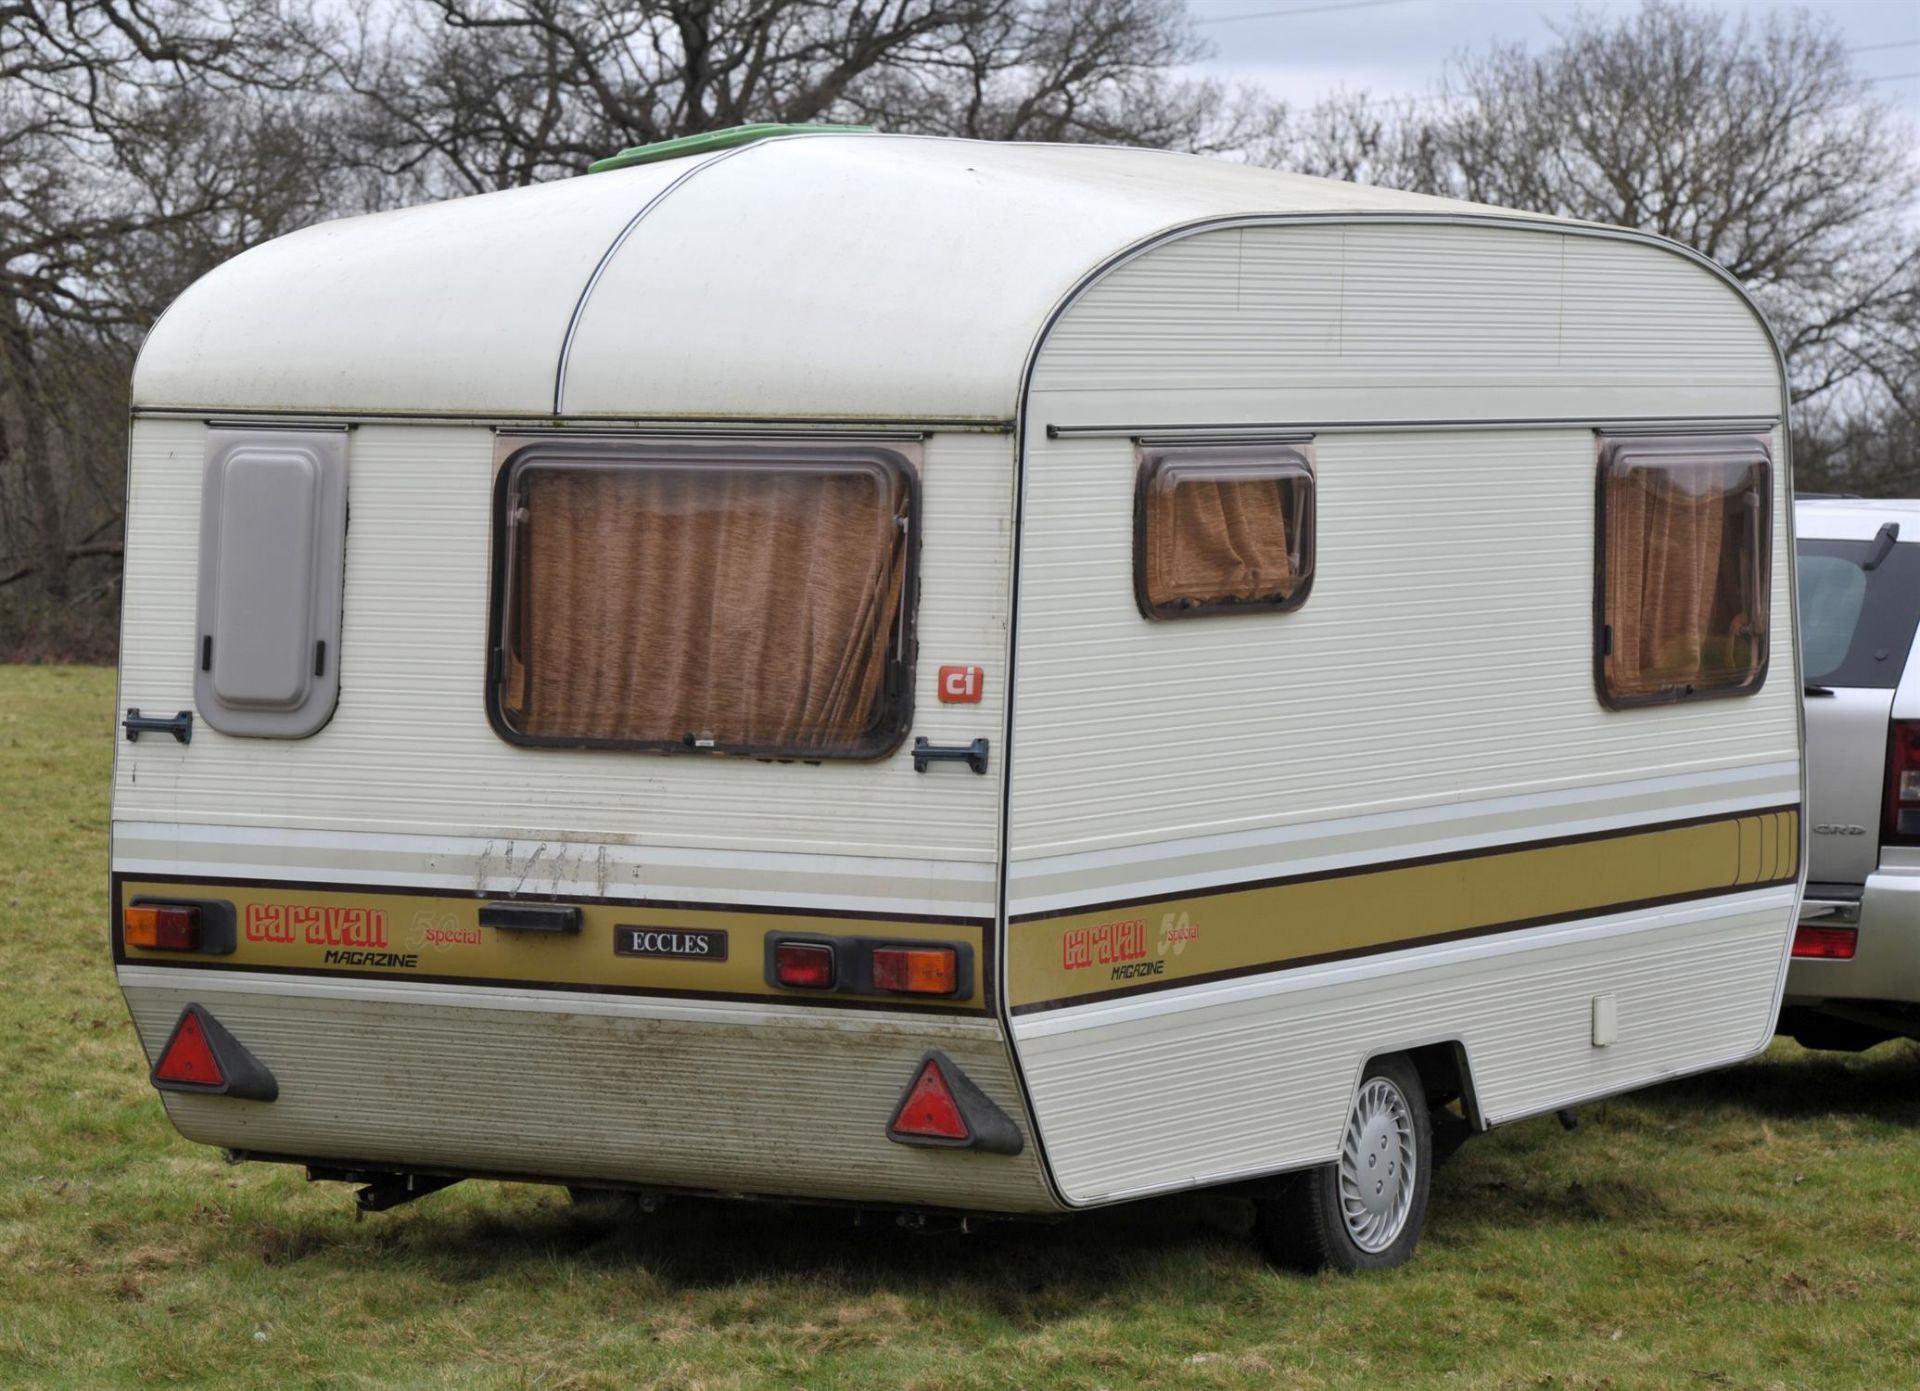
[1186,0,1920,121]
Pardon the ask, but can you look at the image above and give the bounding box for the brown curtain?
[1604,456,1764,701]
[502,462,909,754]
[1145,471,1298,611]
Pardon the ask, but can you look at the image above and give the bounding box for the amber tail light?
[125,904,201,951]
[872,945,958,995]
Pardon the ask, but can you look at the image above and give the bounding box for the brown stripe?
[1006,806,1800,1012]
[1009,803,1802,925]
[111,872,994,1015]
[1008,874,1798,1016]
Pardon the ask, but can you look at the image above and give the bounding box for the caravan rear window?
[1134,444,1316,619]
[488,441,917,759]
[1596,433,1771,708]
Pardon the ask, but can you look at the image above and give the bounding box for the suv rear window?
[1798,539,1920,689]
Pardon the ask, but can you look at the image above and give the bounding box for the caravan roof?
[130,133,1575,423]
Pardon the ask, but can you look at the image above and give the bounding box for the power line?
[1197,9,1919,46]
[1358,70,1918,108]
[1195,0,1413,24]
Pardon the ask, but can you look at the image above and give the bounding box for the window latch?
[912,737,989,775]
[124,709,194,745]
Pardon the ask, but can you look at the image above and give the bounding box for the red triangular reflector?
[155,1010,225,1087]
[892,1059,969,1141]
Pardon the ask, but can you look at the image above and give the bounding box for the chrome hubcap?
[1338,1075,1416,1252]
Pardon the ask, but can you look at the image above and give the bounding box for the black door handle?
[124,709,194,744]
[912,737,989,774]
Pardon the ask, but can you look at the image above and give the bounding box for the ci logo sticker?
[938,666,984,703]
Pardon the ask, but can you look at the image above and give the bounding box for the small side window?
[1134,444,1315,619]
[194,429,348,738]
[1596,433,1771,709]
[488,439,917,759]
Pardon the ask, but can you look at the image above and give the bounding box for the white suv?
[1785,498,1920,1050]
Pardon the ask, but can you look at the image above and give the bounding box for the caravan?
[112,128,1803,1270]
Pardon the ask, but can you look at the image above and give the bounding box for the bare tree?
[321,0,1259,196]
[3,0,1259,655]
[1254,1,1920,431]
[0,2,333,622]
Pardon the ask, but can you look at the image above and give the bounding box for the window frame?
[1592,431,1773,712]
[484,436,921,760]
[1131,441,1318,621]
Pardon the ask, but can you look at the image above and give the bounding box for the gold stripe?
[1008,809,1799,1011]
[116,879,987,1012]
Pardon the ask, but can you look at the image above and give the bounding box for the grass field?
[3,664,1918,1390]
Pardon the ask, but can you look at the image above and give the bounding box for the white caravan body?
[112,133,1803,1217]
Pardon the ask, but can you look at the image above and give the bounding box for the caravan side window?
[487,441,917,759]
[1134,444,1316,619]
[1596,433,1771,709]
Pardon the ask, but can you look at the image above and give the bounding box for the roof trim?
[587,123,875,173]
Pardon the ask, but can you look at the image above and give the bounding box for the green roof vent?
[588,123,874,174]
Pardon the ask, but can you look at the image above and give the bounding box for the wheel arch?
[1363,1037,1486,1132]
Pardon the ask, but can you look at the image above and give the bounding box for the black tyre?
[1254,1052,1431,1273]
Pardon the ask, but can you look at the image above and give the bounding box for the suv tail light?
[1887,721,1920,844]
[1791,924,1858,960]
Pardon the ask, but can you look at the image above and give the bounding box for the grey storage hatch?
[194,429,348,737]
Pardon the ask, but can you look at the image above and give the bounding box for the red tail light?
[773,941,836,989]
[125,903,201,951]
[1792,924,1858,960]
[154,1009,225,1087]
[872,945,958,995]
[1886,721,1920,844]
[890,1058,970,1141]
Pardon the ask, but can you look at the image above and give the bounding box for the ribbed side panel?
[1031,223,1779,422]
[124,980,1057,1213]
[1015,898,1791,1205]
[1007,426,1798,859]
[114,421,1011,875]
[1005,216,1799,1207]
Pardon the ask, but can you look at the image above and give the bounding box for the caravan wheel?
[1254,1052,1432,1273]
